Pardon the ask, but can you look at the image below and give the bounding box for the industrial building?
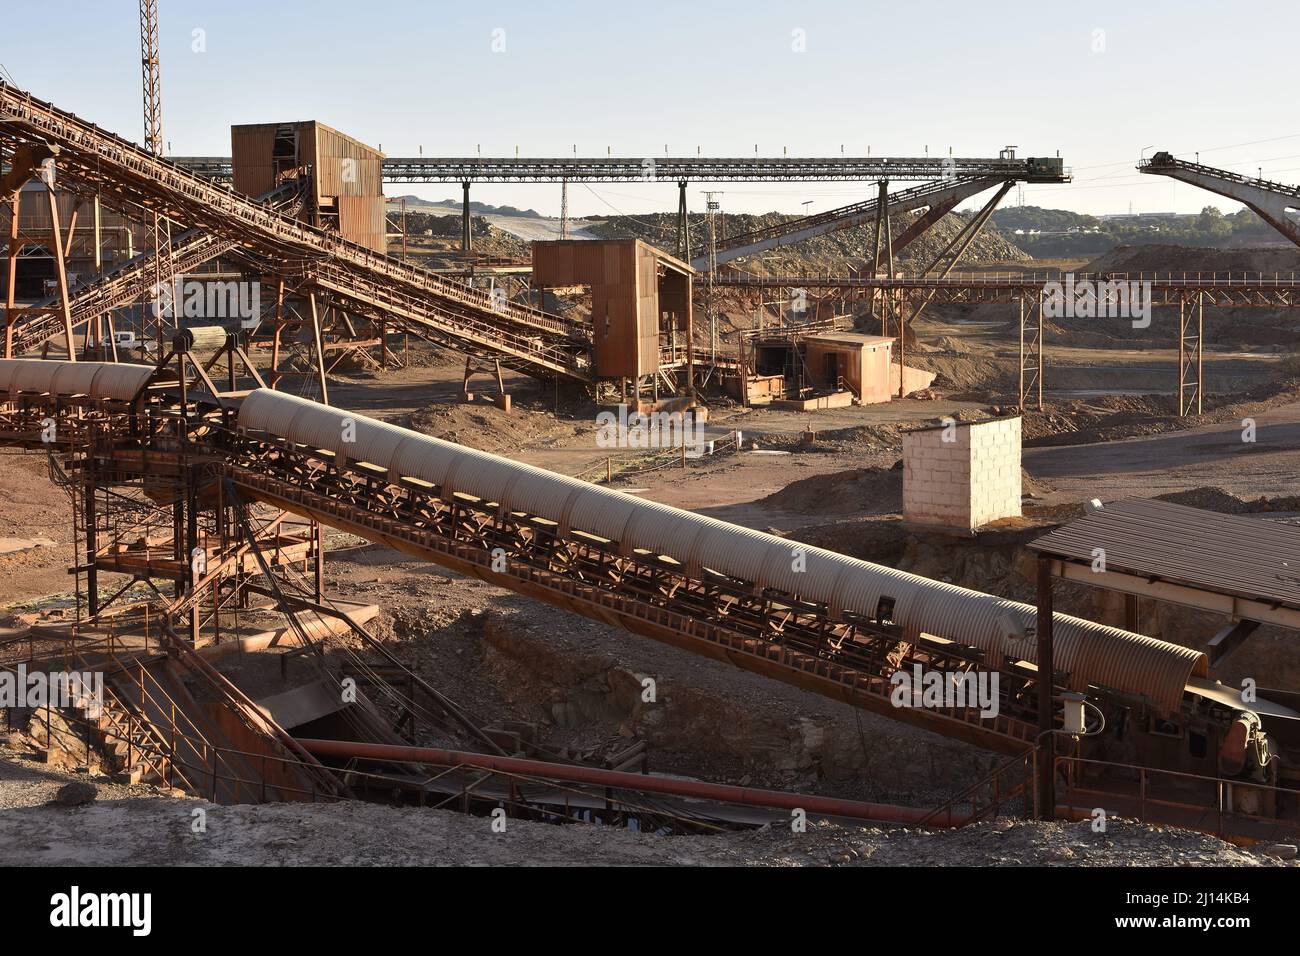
[5,3,1300,869]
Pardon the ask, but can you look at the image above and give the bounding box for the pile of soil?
[760,466,903,515]
[588,207,1029,276]
[1156,486,1300,514]
[1011,377,1300,447]
[406,402,583,455]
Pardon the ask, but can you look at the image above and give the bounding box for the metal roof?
[1028,498,1300,611]
[804,332,894,348]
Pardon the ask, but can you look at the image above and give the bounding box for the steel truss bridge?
[176,155,1072,184]
[176,151,1070,262]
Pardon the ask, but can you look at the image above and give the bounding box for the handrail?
[1054,753,1300,839]
[3,625,293,801]
[1140,154,1300,200]
[72,640,247,794]
[917,748,1034,827]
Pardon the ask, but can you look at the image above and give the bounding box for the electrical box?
[1061,692,1087,735]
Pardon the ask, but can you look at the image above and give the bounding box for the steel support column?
[45,184,77,361]
[1178,292,1203,416]
[559,177,568,240]
[84,452,98,616]
[905,181,1014,330]
[4,189,18,358]
[873,180,895,340]
[460,181,472,253]
[267,277,286,389]
[676,180,688,259]
[308,293,330,405]
[1036,555,1055,820]
[1018,288,1043,411]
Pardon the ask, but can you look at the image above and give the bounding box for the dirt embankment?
[1003,378,1300,447]
[760,466,904,515]
[406,401,586,456]
[1083,244,1300,275]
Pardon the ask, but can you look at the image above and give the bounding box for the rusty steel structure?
[1,351,1297,841]
[693,177,1009,271]
[0,81,592,386]
[177,154,1073,184]
[716,270,1300,412]
[177,149,1070,275]
[137,0,163,159]
[5,81,1300,839]
[1141,152,1300,249]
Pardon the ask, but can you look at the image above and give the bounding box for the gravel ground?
[0,782,1287,867]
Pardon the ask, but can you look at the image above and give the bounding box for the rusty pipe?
[294,737,968,827]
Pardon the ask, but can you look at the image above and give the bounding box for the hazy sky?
[3,0,1296,219]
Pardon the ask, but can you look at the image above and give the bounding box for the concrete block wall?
[903,417,1022,531]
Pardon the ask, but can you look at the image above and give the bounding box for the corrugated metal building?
[532,239,693,382]
[803,332,895,404]
[231,121,386,253]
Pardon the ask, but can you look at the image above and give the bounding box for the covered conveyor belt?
[232,389,1206,718]
[0,81,591,381]
[1140,152,1300,248]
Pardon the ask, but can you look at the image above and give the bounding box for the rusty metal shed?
[231,121,386,253]
[1028,497,1300,664]
[532,238,693,384]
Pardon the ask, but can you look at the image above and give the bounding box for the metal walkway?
[177,154,1075,184]
[1141,152,1300,248]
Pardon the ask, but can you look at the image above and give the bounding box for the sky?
[3,0,1298,220]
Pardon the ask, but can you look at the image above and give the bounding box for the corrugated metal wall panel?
[338,195,386,254]
[231,125,280,198]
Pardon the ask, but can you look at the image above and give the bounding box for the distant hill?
[386,195,541,218]
[991,205,1285,258]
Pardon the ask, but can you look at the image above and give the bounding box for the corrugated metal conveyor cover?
[50,363,105,398]
[1058,616,1207,711]
[236,389,1208,712]
[0,359,37,393]
[351,418,420,470]
[87,363,155,401]
[0,359,153,401]
[7,359,67,395]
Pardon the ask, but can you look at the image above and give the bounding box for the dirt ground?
[0,749,1283,867]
